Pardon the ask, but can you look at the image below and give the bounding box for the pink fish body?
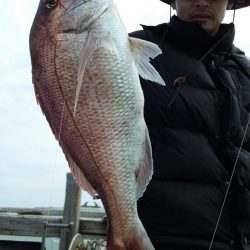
[30,0,164,249]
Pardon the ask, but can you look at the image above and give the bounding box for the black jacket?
[130,16,250,250]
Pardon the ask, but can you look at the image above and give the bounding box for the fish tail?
[106,220,155,250]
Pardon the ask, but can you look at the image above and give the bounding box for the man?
[130,0,250,249]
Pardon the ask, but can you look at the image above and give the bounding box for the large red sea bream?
[29,0,165,249]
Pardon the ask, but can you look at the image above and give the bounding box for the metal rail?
[41,221,73,250]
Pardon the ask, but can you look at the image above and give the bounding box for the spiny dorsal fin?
[74,32,118,115]
[129,37,165,86]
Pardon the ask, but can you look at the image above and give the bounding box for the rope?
[75,239,106,250]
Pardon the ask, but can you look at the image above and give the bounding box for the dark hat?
[160,0,250,9]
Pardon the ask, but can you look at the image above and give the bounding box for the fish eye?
[45,0,58,8]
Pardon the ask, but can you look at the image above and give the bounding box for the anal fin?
[66,152,99,198]
[136,128,153,199]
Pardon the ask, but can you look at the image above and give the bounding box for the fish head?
[30,0,109,44]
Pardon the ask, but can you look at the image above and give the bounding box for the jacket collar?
[142,15,235,55]
[168,15,235,54]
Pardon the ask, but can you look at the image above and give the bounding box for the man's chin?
[198,23,217,36]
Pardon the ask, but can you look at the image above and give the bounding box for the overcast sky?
[0,0,249,209]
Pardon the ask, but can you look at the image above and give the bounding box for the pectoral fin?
[74,32,118,115]
[129,37,165,86]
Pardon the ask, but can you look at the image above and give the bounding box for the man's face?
[171,0,232,36]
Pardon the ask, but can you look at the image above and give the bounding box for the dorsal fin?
[129,37,165,86]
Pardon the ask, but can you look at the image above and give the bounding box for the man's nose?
[194,0,209,7]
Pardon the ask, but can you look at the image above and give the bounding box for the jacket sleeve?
[232,47,250,111]
[232,47,250,150]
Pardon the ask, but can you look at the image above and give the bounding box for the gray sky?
[0,0,249,208]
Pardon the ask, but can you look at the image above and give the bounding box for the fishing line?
[169,5,172,22]
[58,0,66,9]
[58,98,66,141]
[45,96,66,217]
[232,0,237,23]
[163,25,233,107]
[208,115,250,250]
[42,95,67,250]
[178,27,232,82]
[232,9,236,23]
[42,31,68,238]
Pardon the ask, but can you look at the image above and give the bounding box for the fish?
[29,0,165,249]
